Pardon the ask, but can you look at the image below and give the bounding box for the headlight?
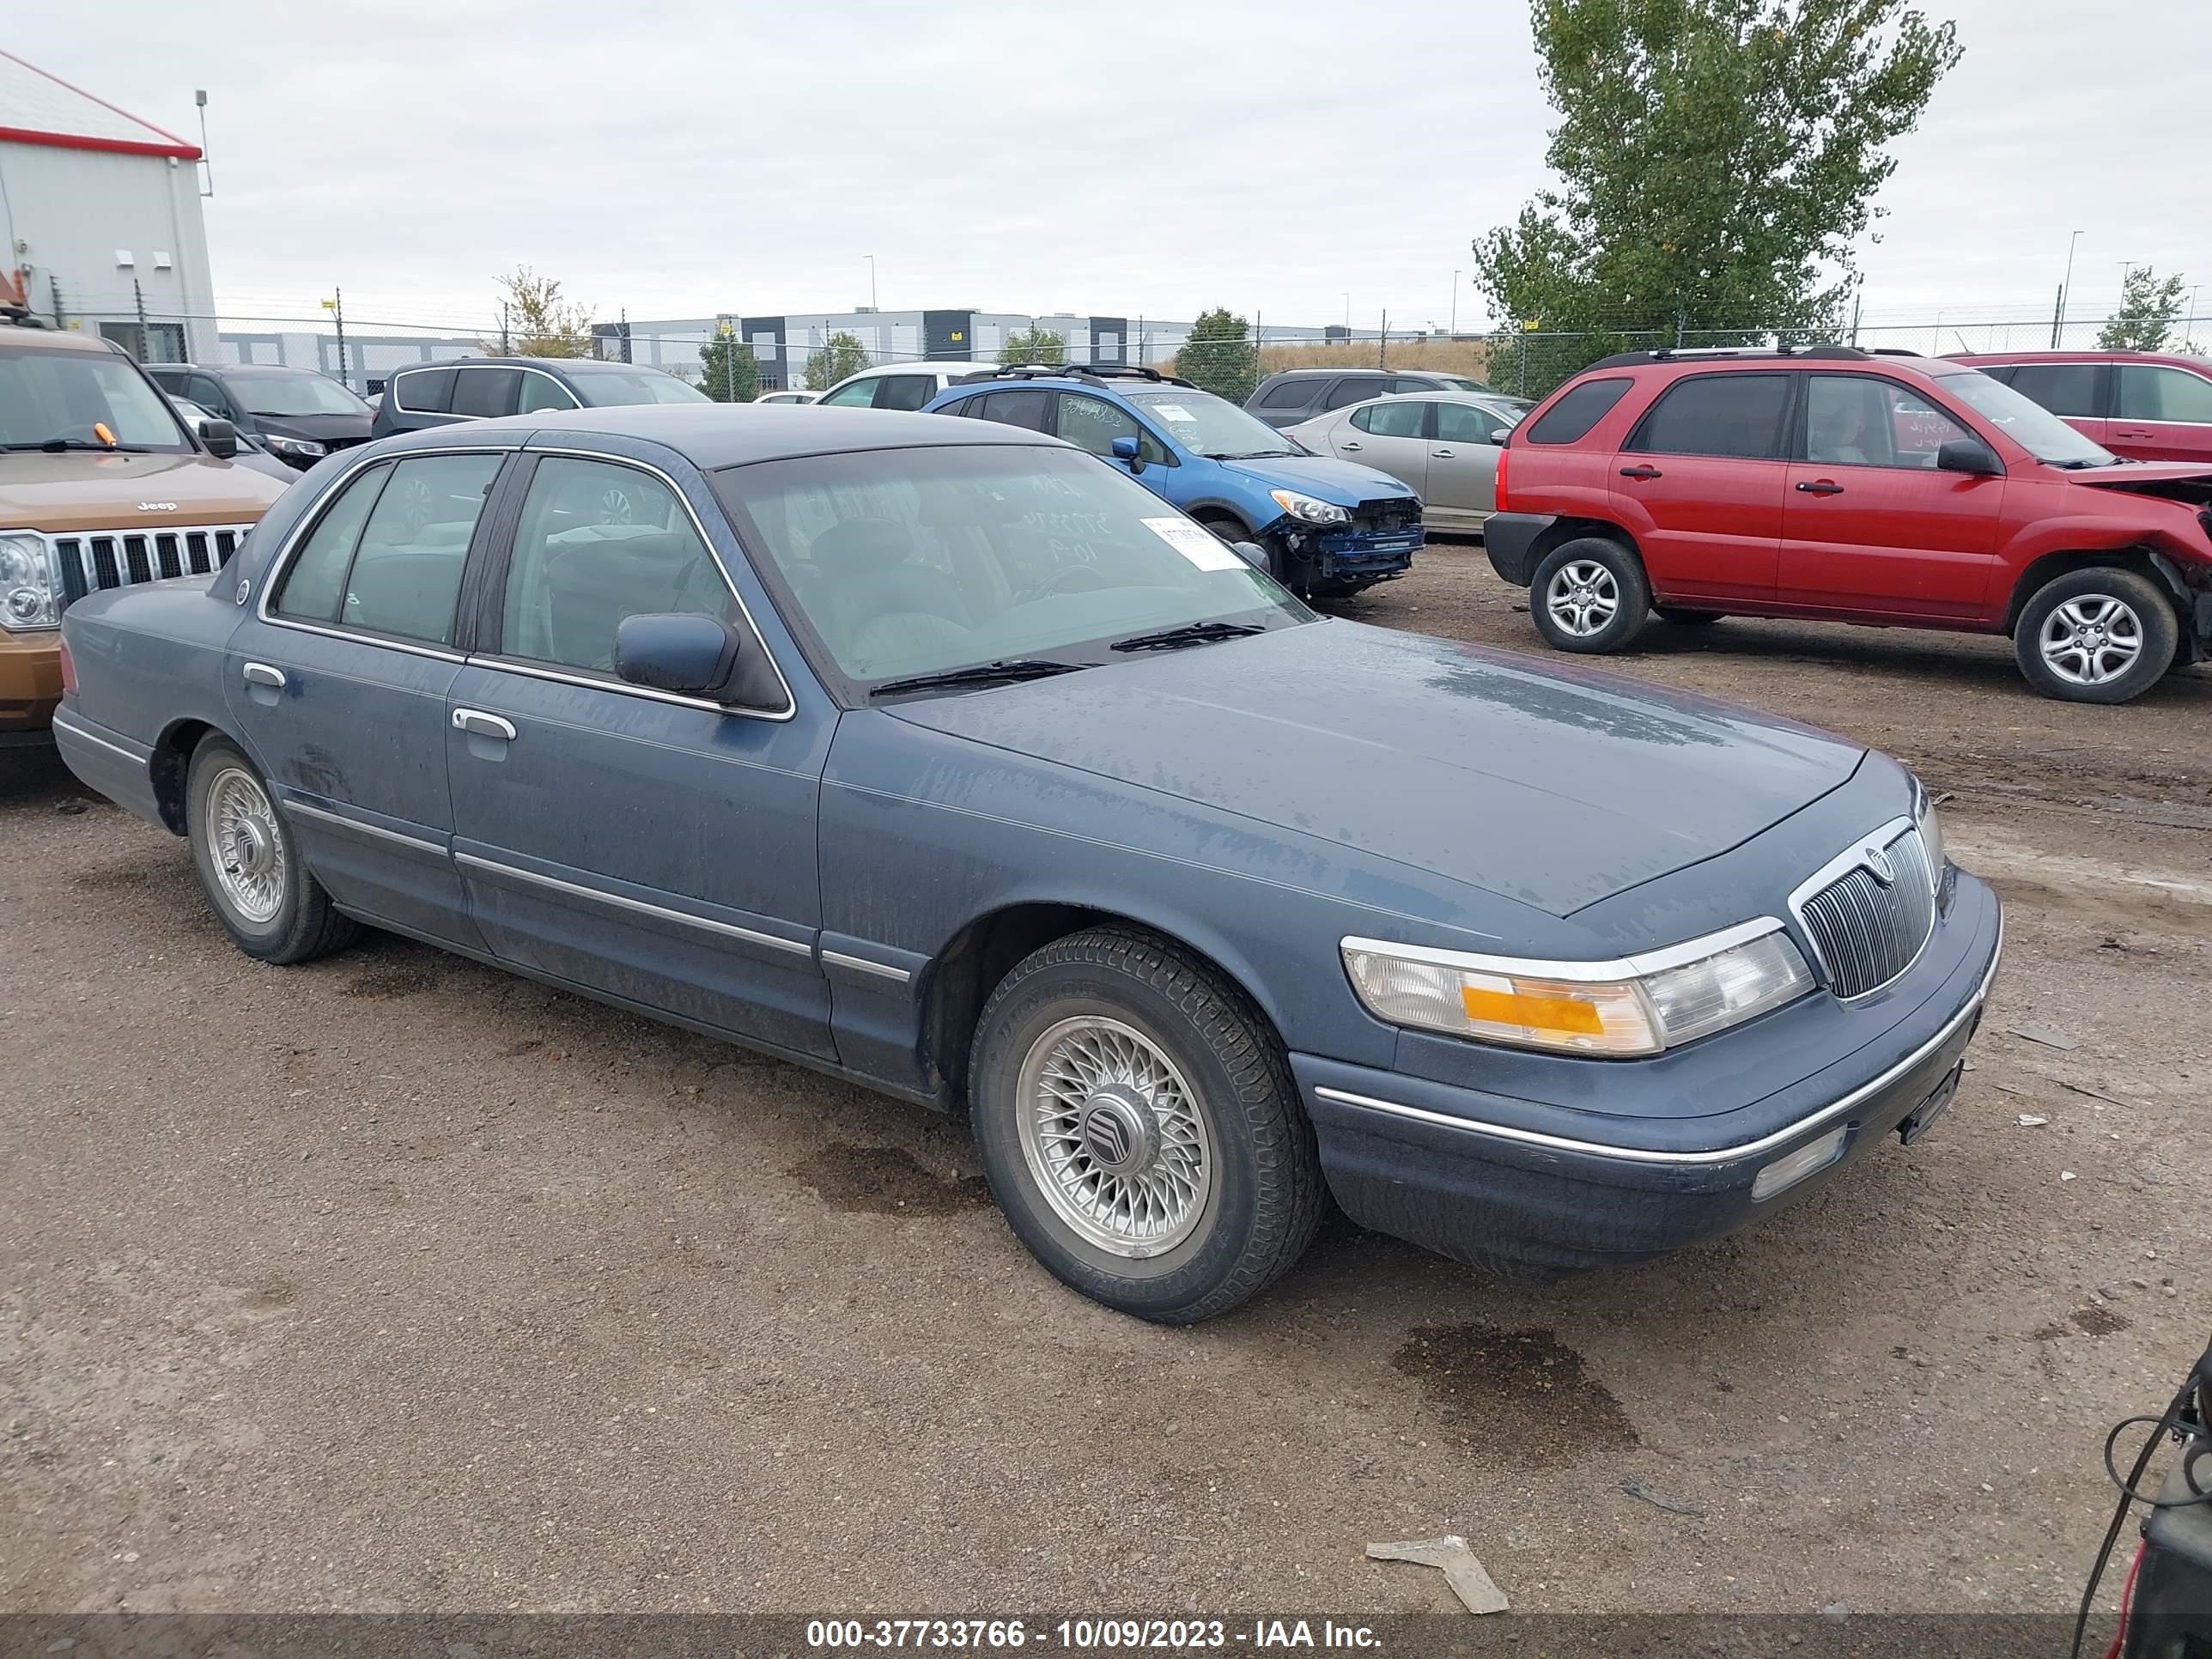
[264,434,326,459]
[0,532,59,631]
[1341,921,1814,1058]
[1912,775,1945,885]
[1268,488,1350,526]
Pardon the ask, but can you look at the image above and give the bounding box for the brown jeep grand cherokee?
[2,313,289,744]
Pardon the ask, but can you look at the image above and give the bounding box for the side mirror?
[1109,434,1144,472]
[1936,437,2002,477]
[198,417,239,459]
[614,613,745,701]
[1231,540,1276,577]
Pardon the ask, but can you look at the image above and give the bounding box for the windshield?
[1933,368,2114,466]
[1122,388,1297,459]
[1433,374,1496,393]
[569,367,710,407]
[712,442,1310,690]
[226,368,369,417]
[0,347,191,451]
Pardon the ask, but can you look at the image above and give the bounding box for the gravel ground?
[3,539,2209,1619]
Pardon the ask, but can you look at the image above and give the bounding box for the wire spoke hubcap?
[1547,560,1620,637]
[2039,594,2142,685]
[207,767,287,925]
[1017,1015,1212,1259]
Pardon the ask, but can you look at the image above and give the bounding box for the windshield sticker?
[1144,517,1244,571]
[1152,404,1199,422]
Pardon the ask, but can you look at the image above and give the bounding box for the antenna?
[194,90,213,198]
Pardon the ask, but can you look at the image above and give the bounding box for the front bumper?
[1292,871,2003,1276]
[0,629,63,738]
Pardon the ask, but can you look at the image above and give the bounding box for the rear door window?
[1322,376,1386,410]
[339,453,504,645]
[973,389,1051,431]
[274,464,390,623]
[1627,373,1792,459]
[2007,362,2106,418]
[1255,378,1316,410]
[874,374,937,411]
[452,367,520,419]
[394,368,457,414]
[1522,377,1633,444]
[1349,400,1429,439]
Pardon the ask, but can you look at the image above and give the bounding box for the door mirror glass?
[1109,434,1141,464]
[198,417,239,459]
[1936,437,2002,476]
[614,612,745,699]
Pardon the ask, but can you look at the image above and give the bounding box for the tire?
[1529,537,1650,653]
[1655,605,1723,627]
[2013,567,2179,705]
[967,927,1324,1324]
[1194,511,1250,545]
[185,734,359,964]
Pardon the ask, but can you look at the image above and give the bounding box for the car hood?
[889,622,1863,917]
[2059,459,2212,507]
[1218,452,1416,505]
[251,412,374,445]
[0,450,288,529]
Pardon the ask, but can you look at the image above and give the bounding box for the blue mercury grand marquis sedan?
[52,404,2002,1323]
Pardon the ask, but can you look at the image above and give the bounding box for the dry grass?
[1253,339,1494,377]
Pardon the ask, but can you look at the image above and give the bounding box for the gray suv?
[1249,367,1511,428]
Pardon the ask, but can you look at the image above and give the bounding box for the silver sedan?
[1287,392,1522,534]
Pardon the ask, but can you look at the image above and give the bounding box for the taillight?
[1494,444,1510,513]
[58,634,77,699]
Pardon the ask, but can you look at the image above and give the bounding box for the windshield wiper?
[1110,621,1267,653]
[3,439,152,453]
[1202,450,1297,461]
[869,659,1092,698]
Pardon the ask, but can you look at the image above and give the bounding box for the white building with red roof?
[0,48,217,362]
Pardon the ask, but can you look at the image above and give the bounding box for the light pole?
[1450,269,1461,336]
[864,255,877,312]
[1341,292,1351,333]
[2055,228,2083,346]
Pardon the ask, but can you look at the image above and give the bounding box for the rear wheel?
[185,735,359,964]
[967,927,1324,1323]
[1529,537,1650,653]
[2014,568,2177,704]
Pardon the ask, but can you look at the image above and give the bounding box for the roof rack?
[949,362,1194,388]
[1583,344,1877,371]
[1866,347,1923,357]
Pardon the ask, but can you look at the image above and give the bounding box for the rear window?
[1627,373,1791,459]
[1255,378,1317,410]
[1522,377,1633,445]
[394,368,457,414]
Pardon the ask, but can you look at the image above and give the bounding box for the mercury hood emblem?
[1863,844,1895,885]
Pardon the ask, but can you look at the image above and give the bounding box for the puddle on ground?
[789,1144,990,1218]
[1391,1322,1638,1465]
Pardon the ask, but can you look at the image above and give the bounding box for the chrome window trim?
[252,444,507,650]
[511,447,798,723]
[281,797,446,858]
[453,851,813,958]
[1339,915,1790,987]
[819,948,913,983]
[1787,815,1936,1000]
[391,363,580,418]
[1315,915,2002,1169]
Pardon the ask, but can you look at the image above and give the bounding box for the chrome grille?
[47,524,257,611]
[1795,823,1936,999]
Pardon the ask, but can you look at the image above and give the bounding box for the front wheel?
[967,928,1324,1323]
[185,735,359,963]
[2014,568,2178,704]
[1529,537,1650,653]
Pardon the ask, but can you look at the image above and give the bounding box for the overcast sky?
[11,0,2209,339]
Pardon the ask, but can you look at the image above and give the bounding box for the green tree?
[997,326,1066,366]
[2098,266,2186,351]
[489,265,594,357]
[698,331,761,402]
[1472,0,1962,396]
[803,331,872,391]
[1177,308,1260,403]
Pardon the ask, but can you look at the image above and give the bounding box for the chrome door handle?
[452,708,517,741]
[1340,440,1363,451]
[241,662,286,689]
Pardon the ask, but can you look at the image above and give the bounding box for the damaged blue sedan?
[52,404,2002,1322]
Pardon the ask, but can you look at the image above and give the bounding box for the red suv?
[1482,348,2212,703]
[1945,351,2212,466]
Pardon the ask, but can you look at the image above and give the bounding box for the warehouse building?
[0,49,217,362]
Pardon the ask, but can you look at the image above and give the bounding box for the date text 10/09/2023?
[805,1620,1383,1650]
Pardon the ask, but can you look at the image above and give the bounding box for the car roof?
[834,361,996,380]
[1947,349,2210,368]
[370,400,1063,469]
[162,362,329,375]
[0,322,118,355]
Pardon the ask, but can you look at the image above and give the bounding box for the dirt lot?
[4,539,2209,1619]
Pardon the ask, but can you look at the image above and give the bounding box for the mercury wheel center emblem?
[1862,844,1895,885]
[1074,1085,1157,1177]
